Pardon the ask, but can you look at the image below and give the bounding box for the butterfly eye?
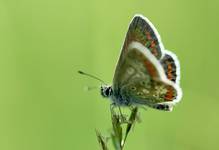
[105,88,109,96]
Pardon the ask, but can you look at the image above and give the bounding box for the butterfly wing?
[160,51,181,84]
[113,15,165,91]
[122,15,164,60]
[112,15,182,111]
[112,42,182,111]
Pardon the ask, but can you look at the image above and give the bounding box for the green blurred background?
[0,0,219,149]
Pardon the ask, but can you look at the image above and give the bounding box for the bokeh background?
[0,0,219,150]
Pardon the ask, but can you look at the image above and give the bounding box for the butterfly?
[98,14,183,111]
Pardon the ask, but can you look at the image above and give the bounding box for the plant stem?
[96,106,138,150]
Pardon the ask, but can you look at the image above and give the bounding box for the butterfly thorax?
[101,85,132,106]
[101,85,130,106]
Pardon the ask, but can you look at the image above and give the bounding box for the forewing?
[113,15,165,91]
[113,41,164,92]
[122,15,164,60]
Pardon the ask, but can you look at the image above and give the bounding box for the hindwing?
[112,42,182,110]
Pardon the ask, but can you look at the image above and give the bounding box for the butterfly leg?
[118,106,128,123]
[110,103,128,123]
[110,102,116,112]
[128,106,141,123]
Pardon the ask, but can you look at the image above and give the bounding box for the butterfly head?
[100,85,113,98]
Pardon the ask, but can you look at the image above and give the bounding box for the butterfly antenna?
[78,70,107,85]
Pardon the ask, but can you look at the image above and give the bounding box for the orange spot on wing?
[151,40,156,48]
[143,59,157,77]
[152,47,158,56]
[146,32,152,40]
[144,33,158,57]
[167,63,173,80]
[165,86,174,101]
[150,41,158,56]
